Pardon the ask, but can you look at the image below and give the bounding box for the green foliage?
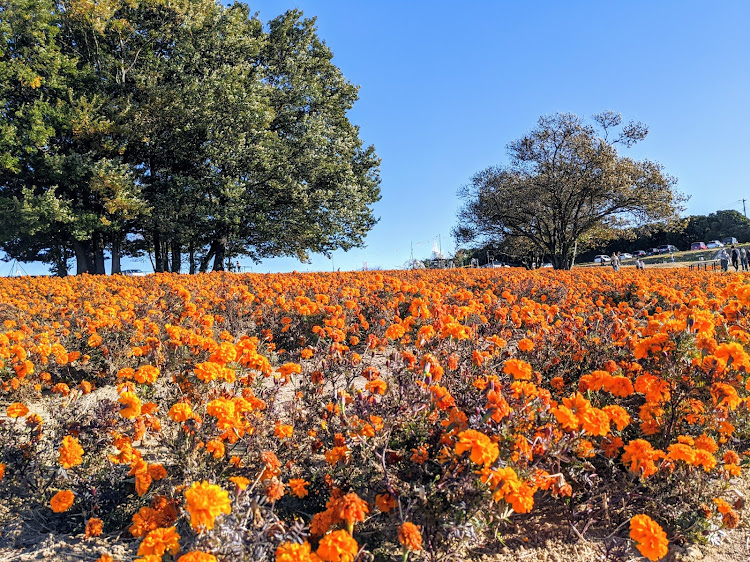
[0,0,380,275]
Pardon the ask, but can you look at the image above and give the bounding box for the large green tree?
[454,112,684,269]
[0,0,380,274]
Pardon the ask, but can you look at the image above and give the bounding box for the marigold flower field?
[1,268,750,561]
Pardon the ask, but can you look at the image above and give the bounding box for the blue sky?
[250,0,750,272]
[5,1,750,276]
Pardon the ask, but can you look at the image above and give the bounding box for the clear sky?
[5,1,749,276]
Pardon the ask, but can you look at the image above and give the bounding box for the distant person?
[731,245,740,271]
[611,252,620,272]
[236,260,241,272]
[718,248,730,272]
[742,247,749,271]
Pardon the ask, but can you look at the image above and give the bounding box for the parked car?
[722,237,739,245]
[620,253,633,260]
[691,242,708,251]
[647,248,660,256]
[657,244,679,254]
[634,250,647,257]
[121,269,146,276]
[541,263,553,268]
[707,240,724,249]
[594,255,611,263]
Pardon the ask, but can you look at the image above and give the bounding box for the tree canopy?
[453,112,684,269]
[0,0,380,274]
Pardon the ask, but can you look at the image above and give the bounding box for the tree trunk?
[154,230,164,272]
[73,240,93,274]
[189,240,196,274]
[162,240,171,272]
[171,240,181,273]
[199,240,218,273]
[111,232,122,274]
[212,238,226,271]
[92,234,106,274]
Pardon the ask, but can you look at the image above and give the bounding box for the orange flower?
[85,517,103,538]
[50,490,75,513]
[629,514,668,561]
[334,492,369,534]
[517,338,534,352]
[375,493,397,513]
[274,424,294,439]
[288,478,309,498]
[168,402,195,422]
[118,391,142,419]
[229,476,250,490]
[502,358,533,380]
[0,463,5,480]
[177,552,218,562]
[276,542,314,562]
[137,526,180,557]
[205,439,225,459]
[58,435,84,469]
[316,530,359,562]
[266,479,286,502]
[398,522,422,551]
[455,429,499,467]
[621,439,661,478]
[184,481,232,531]
[7,402,29,418]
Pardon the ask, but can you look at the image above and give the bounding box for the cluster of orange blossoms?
[2,268,750,561]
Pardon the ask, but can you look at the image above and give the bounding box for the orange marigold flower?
[177,552,218,562]
[502,358,533,380]
[375,493,397,513]
[552,405,579,431]
[334,492,369,533]
[621,439,661,478]
[276,541,314,562]
[316,529,359,562]
[398,522,423,552]
[50,490,75,513]
[365,379,387,395]
[229,476,250,490]
[168,403,195,422]
[58,435,84,469]
[137,526,180,557]
[118,392,142,419]
[206,439,225,459]
[0,463,5,480]
[95,556,113,562]
[602,405,631,431]
[629,514,668,561]
[266,478,286,502]
[184,481,232,531]
[288,478,309,498]
[455,429,499,467]
[85,517,103,538]
[517,338,534,352]
[713,497,732,514]
[274,424,294,439]
[7,402,29,418]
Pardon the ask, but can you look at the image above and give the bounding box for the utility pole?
[743,199,747,217]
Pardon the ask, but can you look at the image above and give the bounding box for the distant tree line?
[459,210,750,267]
[0,0,380,275]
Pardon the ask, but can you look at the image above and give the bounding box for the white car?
[594,255,611,263]
[707,240,724,249]
[121,269,146,276]
[620,253,633,260]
